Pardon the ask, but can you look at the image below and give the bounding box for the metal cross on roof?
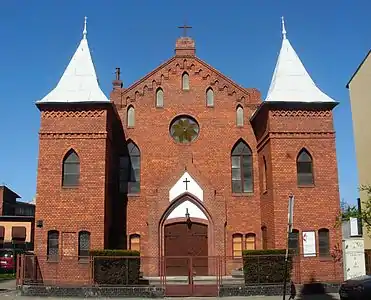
[178,22,192,37]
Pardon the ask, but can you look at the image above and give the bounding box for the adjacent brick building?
[33,17,342,284]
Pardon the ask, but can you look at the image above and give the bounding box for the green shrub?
[90,250,140,285]
[242,249,292,285]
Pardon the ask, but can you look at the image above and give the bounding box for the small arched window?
[236,105,244,127]
[318,228,330,257]
[129,234,140,252]
[262,156,268,192]
[156,88,164,107]
[288,229,300,254]
[182,72,190,90]
[127,106,135,128]
[78,231,91,258]
[206,88,214,107]
[297,149,314,186]
[47,230,59,260]
[245,233,256,250]
[62,150,80,187]
[261,226,268,250]
[232,233,243,257]
[231,140,253,193]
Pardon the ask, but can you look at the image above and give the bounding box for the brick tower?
[251,17,342,281]
[34,17,114,269]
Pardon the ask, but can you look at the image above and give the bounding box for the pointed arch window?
[182,72,190,90]
[127,106,135,128]
[47,230,59,260]
[78,231,90,259]
[318,228,330,257]
[62,150,80,187]
[262,156,268,192]
[119,141,141,194]
[236,106,244,127]
[232,233,243,257]
[206,88,214,107]
[245,233,256,250]
[297,149,314,186]
[231,140,253,193]
[288,229,300,254]
[129,234,140,252]
[156,88,164,107]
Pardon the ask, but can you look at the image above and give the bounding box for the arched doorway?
[164,221,208,276]
[159,193,214,277]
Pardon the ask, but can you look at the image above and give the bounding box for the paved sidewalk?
[0,293,341,300]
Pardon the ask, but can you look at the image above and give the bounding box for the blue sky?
[0,0,368,203]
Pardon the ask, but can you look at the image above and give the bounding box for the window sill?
[298,185,315,188]
[128,194,141,197]
[78,258,90,264]
[232,193,254,197]
[62,186,79,190]
[46,259,59,264]
[127,126,135,129]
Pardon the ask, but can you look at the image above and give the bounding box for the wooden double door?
[164,222,208,276]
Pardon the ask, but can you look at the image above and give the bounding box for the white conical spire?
[265,17,334,103]
[38,17,109,103]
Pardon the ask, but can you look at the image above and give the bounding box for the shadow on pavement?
[296,278,338,300]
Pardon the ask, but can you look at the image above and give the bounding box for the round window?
[169,115,200,144]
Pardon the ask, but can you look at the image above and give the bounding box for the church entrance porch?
[164,222,208,276]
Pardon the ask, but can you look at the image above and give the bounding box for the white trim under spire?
[37,17,109,104]
[265,17,335,103]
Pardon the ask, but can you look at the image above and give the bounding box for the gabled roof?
[37,17,109,104]
[265,17,335,103]
[346,50,371,89]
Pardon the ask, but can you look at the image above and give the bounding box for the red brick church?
[33,17,342,282]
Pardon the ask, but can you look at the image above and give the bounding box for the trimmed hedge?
[90,250,140,285]
[242,249,292,285]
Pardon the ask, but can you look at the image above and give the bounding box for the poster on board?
[302,231,316,257]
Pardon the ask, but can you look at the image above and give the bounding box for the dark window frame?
[318,228,330,257]
[231,140,253,193]
[297,149,314,186]
[62,150,80,187]
[47,230,59,261]
[288,229,300,255]
[78,231,91,260]
[119,141,141,194]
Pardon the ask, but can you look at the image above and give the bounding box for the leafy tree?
[339,185,370,231]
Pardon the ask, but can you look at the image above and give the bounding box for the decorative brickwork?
[271,109,332,118]
[42,110,105,119]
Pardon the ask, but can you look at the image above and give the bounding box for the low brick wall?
[19,285,165,298]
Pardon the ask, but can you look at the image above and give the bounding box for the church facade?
[33,17,342,283]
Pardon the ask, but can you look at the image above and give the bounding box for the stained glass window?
[170,116,199,144]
